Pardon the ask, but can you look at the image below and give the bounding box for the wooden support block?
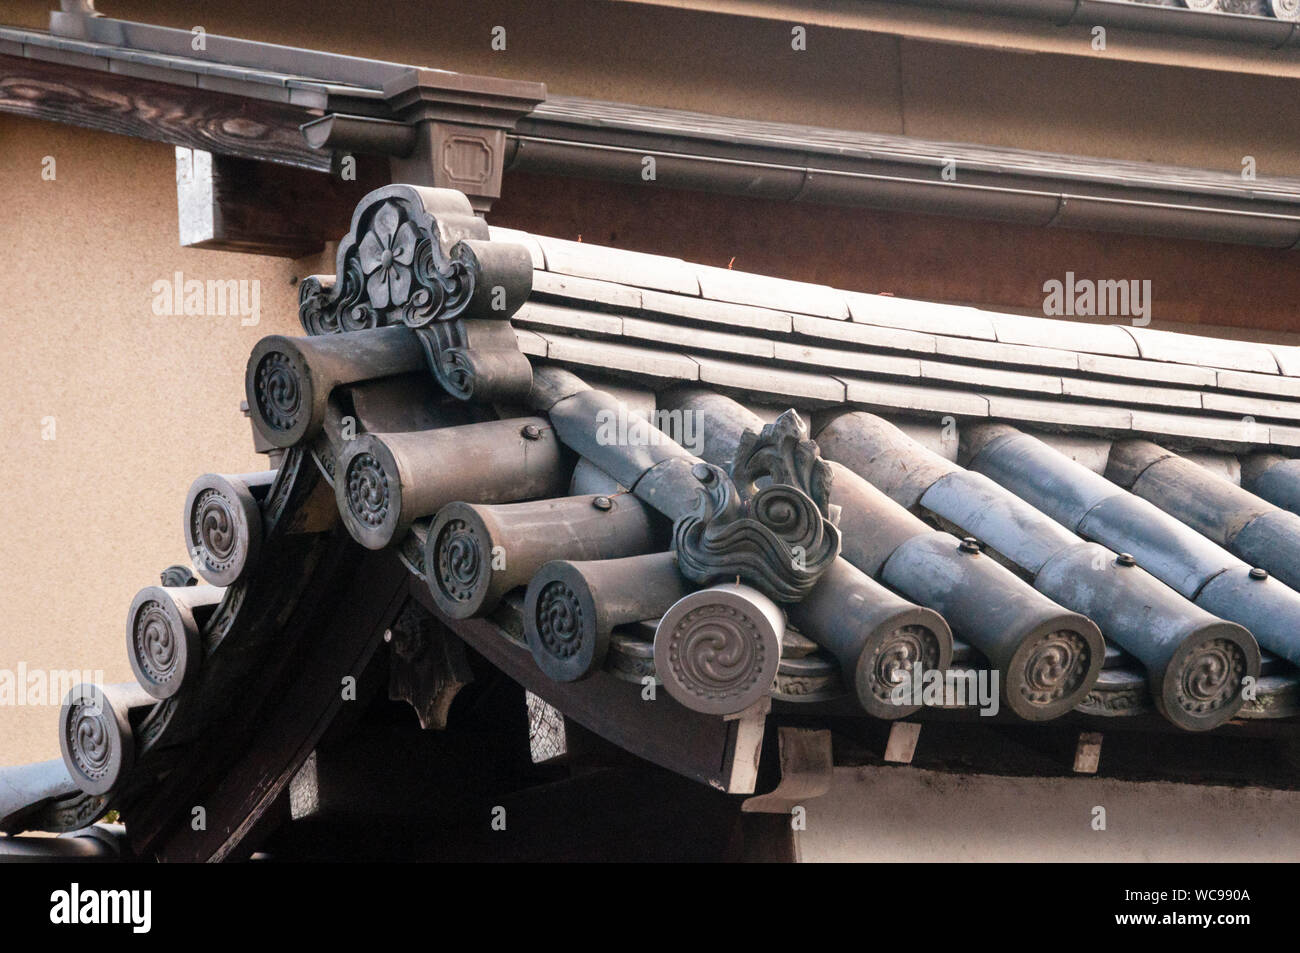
[176,147,384,258]
[742,727,833,814]
[382,68,546,213]
[525,691,569,765]
[724,699,771,796]
[1074,731,1104,775]
[883,721,922,764]
[287,751,320,820]
[387,605,474,731]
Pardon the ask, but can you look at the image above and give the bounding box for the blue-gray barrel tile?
[1245,457,1300,518]
[1196,568,1300,669]
[1231,509,1300,592]
[880,530,1091,673]
[919,469,1081,576]
[968,431,1120,533]
[548,388,696,490]
[1036,542,1242,675]
[1130,455,1273,548]
[1076,493,1241,600]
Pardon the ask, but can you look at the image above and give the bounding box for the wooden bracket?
[298,69,546,214]
[387,603,475,731]
[883,720,922,764]
[741,727,833,814]
[380,68,546,214]
[1073,731,1104,774]
[176,147,385,258]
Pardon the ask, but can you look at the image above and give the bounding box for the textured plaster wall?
[0,114,303,766]
[799,766,1300,861]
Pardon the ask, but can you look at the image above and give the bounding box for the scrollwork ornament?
[296,186,520,335]
[1076,668,1151,717]
[59,685,135,796]
[731,409,835,515]
[431,517,486,607]
[298,276,336,335]
[345,453,390,529]
[1173,637,1246,718]
[127,588,206,700]
[1019,630,1090,707]
[672,462,840,603]
[672,409,840,603]
[294,185,534,404]
[653,584,785,716]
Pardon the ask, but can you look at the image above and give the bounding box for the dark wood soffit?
[0,53,328,170]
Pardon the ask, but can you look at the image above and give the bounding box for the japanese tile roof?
[489,224,1300,449]
[4,183,1300,859]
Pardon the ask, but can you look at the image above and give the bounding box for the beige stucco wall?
[0,114,301,766]
[799,766,1300,861]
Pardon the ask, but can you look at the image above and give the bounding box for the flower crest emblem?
[357,202,419,309]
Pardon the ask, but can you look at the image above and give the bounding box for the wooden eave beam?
[0,51,328,169]
[176,148,388,258]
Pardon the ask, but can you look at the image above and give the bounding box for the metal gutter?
[7,13,1300,246]
[506,132,1300,248]
[46,7,415,88]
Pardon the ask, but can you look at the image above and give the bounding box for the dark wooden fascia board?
[0,51,329,170]
[140,548,411,863]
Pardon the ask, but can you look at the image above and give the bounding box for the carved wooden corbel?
[387,601,474,731]
[297,184,535,404]
[741,727,833,815]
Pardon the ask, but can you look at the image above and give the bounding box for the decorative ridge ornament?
[298,184,534,403]
[731,409,837,518]
[673,410,841,603]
